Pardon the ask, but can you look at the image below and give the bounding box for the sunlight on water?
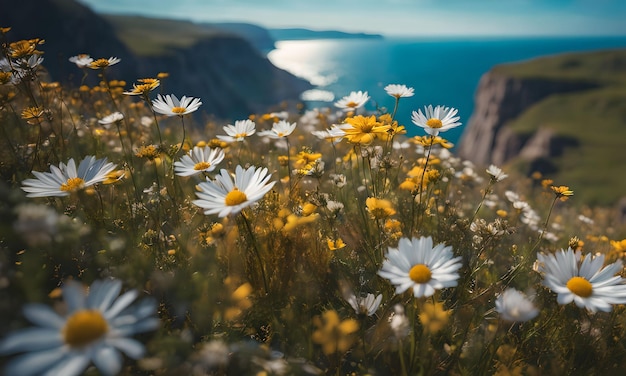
[268,40,339,89]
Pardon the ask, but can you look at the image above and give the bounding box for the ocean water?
[268,36,626,144]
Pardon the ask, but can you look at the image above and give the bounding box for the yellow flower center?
[409,264,432,284]
[60,177,85,192]
[234,133,248,139]
[63,310,109,347]
[171,106,186,114]
[360,123,373,133]
[90,59,111,69]
[346,101,358,108]
[194,161,211,170]
[370,208,389,219]
[133,83,156,94]
[426,118,443,129]
[225,188,247,206]
[566,276,593,297]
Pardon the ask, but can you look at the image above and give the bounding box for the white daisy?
[505,190,520,203]
[311,125,346,144]
[174,146,225,177]
[151,94,202,116]
[486,164,508,182]
[216,119,256,143]
[68,54,93,68]
[346,293,383,317]
[15,55,44,71]
[378,236,462,298]
[389,304,410,339]
[22,156,117,198]
[98,112,124,128]
[257,120,297,139]
[384,84,414,98]
[537,248,626,312]
[495,288,539,322]
[0,279,159,376]
[411,105,462,136]
[193,165,276,217]
[334,90,370,112]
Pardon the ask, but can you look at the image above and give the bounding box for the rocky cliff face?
[457,72,597,166]
[135,35,310,120]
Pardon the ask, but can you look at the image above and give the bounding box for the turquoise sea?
[268,36,626,144]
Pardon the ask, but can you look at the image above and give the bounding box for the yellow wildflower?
[207,138,229,149]
[89,57,121,70]
[400,168,440,192]
[340,115,390,145]
[277,155,289,167]
[327,238,346,251]
[568,236,584,251]
[541,179,554,188]
[418,301,452,334]
[378,113,406,138]
[301,203,317,216]
[102,170,126,185]
[384,219,403,240]
[365,197,396,219]
[550,185,573,201]
[21,106,44,122]
[124,78,160,96]
[496,209,508,218]
[293,150,322,169]
[282,213,318,232]
[311,310,359,355]
[0,71,12,85]
[223,278,253,321]
[40,82,60,91]
[412,135,454,148]
[611,239,626,253]
[135,145,160,160]
[9,38,44,58]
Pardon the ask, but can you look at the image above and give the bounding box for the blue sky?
[78,0,626,36]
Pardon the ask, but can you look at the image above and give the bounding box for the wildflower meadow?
[2,29,626,376]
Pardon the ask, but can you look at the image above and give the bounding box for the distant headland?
[269,28,384,41]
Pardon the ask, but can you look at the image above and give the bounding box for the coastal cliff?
[0,0,311,120]
[457,73,597,166]
[457,49,626,206]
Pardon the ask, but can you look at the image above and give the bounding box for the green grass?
[104,15,230,56]
[492,49,626,85]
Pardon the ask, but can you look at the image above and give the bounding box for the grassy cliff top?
[492,48,626,85]
[104,15,231,56]
[497,49,626,206]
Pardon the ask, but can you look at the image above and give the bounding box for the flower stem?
[531,196,558,254]
[240,211,269,295]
